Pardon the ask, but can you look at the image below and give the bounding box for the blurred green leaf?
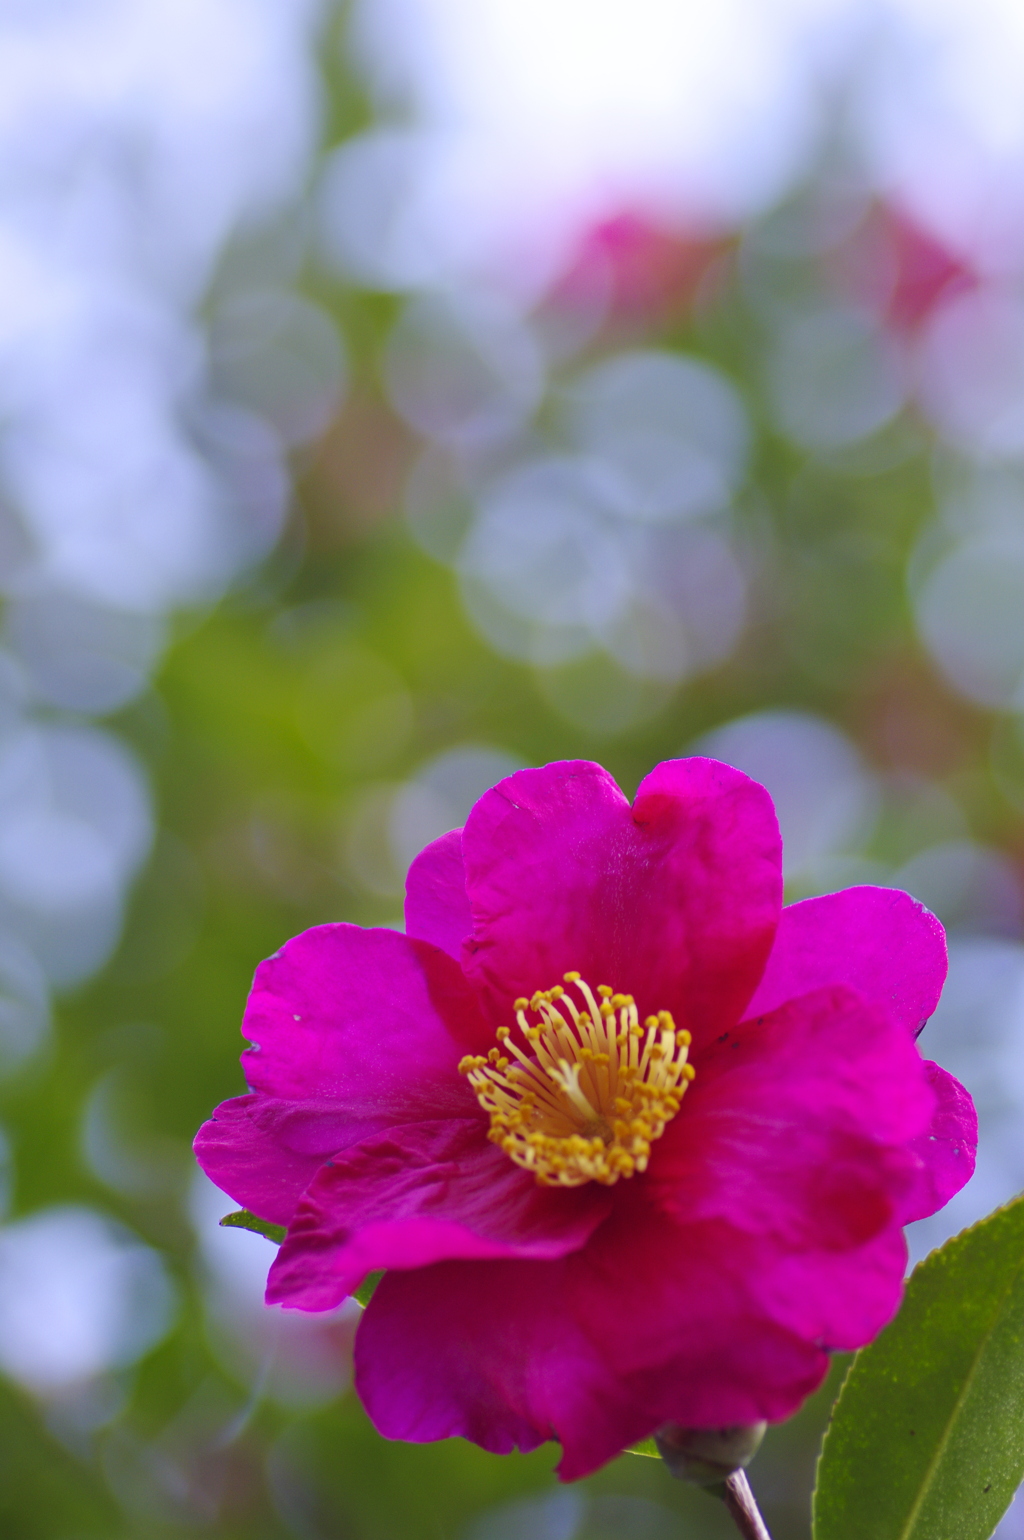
[813,1194,1024,1540]
[626,1437,660,1459]
[219,1208,286,1244]
[0,1378,122,1539]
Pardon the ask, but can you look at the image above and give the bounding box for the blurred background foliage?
[2,0,1024,1535]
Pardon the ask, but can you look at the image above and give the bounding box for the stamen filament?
[459,972,694,1187]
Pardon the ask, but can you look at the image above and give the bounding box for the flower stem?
[715,1470,773,1540]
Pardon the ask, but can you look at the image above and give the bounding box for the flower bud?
[654,1421,767,1485]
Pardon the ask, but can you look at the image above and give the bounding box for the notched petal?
[461,757,782,1047]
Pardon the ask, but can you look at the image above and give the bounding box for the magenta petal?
[750,1226,909,1353]
[549,1207,831,1477]
[193,1094,326,1227]
[405,830,472,961]
[357,1263,553,1458]
[241,924,490,1105]
[900,1062,978,1224]
[355,1206,828,1481]
[746,887,947,1035]
[645,986,939,1355]
[653,986,935,1250]
[461,758,782,1042]
[267,1118,613,1310]
[195,926,490,1224]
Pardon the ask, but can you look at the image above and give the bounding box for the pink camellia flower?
[195,758,976,1480]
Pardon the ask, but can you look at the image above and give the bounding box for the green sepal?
[353,1271,383,1308]
[813,1192,1024,1540]
[219,1209,286,1245]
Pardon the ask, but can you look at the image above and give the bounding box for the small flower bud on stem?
[654,1421,766,1484]
[655,1423,772,1540]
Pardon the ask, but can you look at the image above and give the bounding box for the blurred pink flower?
[829,201,978,334]
[195,758,976,1480]
[546,211,728,327]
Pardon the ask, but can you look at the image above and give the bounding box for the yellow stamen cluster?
[458,972,694,1187]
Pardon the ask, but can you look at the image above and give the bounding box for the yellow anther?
[563,970,581,982]
[514,998,528,1011]
[460,972,695,1188]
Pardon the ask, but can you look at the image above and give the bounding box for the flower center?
[458,972,694,1187]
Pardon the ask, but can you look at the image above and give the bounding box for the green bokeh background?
[1,24,1015,1540]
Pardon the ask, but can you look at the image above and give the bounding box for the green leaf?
[353,1271,383,1308]
[626,1437,660,1459]
[813,1194,1024,1540]
[219,1209,286,1245]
